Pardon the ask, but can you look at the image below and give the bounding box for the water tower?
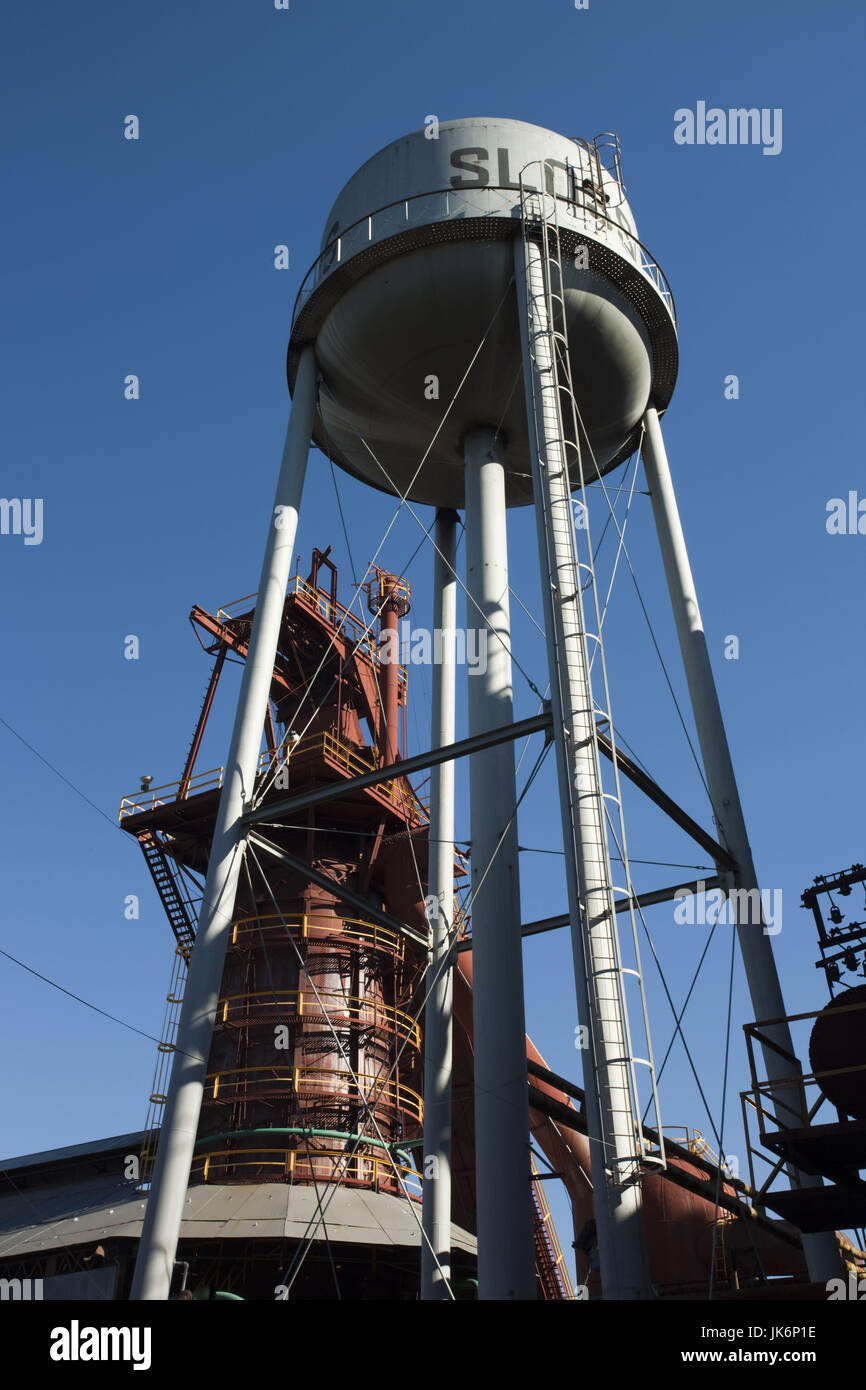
[132,118,841,1301]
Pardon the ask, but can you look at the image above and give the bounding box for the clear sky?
[3,0,864,1277]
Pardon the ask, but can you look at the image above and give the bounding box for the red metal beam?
[179,645,227,799]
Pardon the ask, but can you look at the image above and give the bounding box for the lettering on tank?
[450,147,578,198]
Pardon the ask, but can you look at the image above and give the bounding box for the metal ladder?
[568,134,624,231]
[138,944,190,1188]
[136,829,197,954]
[518,168,664,1192]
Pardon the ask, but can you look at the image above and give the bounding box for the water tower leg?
[515,237,652,1299]
[641,404,842,1282]
[421,507,458,1300]
[130,345,319,1301]
[464,429,537,1301]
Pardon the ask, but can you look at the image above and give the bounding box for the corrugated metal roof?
[0,1182,476,1257]
[0,1132,144,1174]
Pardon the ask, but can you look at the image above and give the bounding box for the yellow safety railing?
[205,1064,424,1122]
[120,730,426,820]
[119,759,242,818]
[661,1126,724,1168]
[216,987,421,1048]
[119,748,277,819]
[531,1154,576,1299]
[216,575,408,684]
[321,729,376,777]
[195,1145,423,1196]
[365,571,411,613]
[230,912,408,960]
[217,576,358,634]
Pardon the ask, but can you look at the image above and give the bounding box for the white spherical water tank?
[288,117,677,509]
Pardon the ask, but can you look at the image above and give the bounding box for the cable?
[329,458,359,588]
[708,922,738,1300]
[568,404,714,811]
[301,1128,342,1300]
[253,524,432,806]
[627,895,726,1155]
[589,452,640,665]
[467,740,551,906]
[258,275,521,801]
[239,858,343,1301]
[0,715,122,832]
[246,845,457,1300]
[265,821,470,847]
[642,916,720,1116]
[0,946,204,1060]
[517,848,717,871]
[254,723,557,1288]
[266,728,611,1282]
[360,436,545,702]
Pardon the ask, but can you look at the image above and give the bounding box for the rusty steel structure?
[118,550,579,1297]
[124,556,424,1184]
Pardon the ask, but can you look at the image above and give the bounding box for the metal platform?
[760,1118,866,1179]
[761,1183,866,1234]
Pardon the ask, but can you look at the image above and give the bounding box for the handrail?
[195,1145,423,1196]
[531,1154,576,1299]
[740,1029,866,1196]
[291,183,676,329]
[231,911,408,956]
[119,759,243,817]
[206,1064,424,1121]
[216,575,409,685]
[659,1125,726,1170]
[216,986,421,1046]
[119,728,426,819]
[746,998,866,1032]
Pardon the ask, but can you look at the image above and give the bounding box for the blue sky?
[3,0,865,1275]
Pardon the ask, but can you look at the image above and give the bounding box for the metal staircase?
[136,829,197,953]
[531,1155,575,1299]
[133,832,199,1184]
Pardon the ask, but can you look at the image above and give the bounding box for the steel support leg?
[131,346,318,1300]
[421,507,458,1300]
[641,404,842,1282]
[516,236,652,1299]
[464,429,536,1301]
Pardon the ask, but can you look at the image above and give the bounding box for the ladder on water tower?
[569,136,612,232]
[518,173,664,1189]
